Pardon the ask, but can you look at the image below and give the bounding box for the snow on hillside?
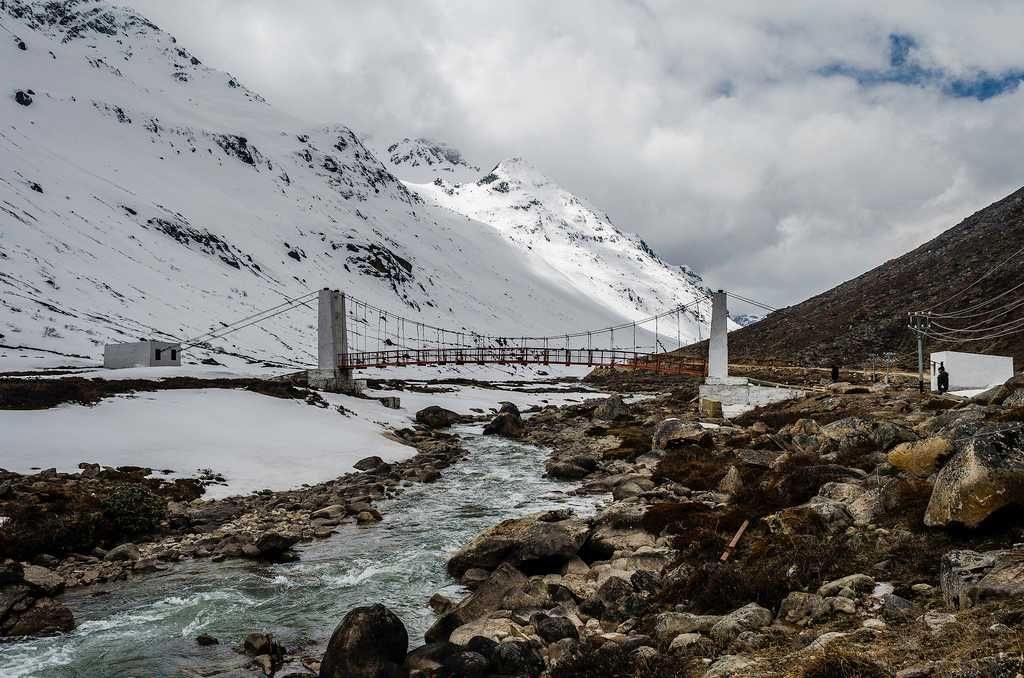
[381,137,482,184]
[402,156,723,338]
[0,0,715,376]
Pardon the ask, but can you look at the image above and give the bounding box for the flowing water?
[0,426,604,677]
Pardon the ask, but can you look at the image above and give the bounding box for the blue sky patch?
[820,32,1024,101]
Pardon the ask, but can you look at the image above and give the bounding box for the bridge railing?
[338,346,706,375]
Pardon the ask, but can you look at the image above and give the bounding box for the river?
[0,425,604,677]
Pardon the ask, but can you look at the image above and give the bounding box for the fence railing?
[338,347,706,375]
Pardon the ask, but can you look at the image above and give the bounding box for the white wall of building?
[104,340,181,369]
[929,350,1014,392]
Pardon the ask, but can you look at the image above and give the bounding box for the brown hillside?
[687,186,1024,369]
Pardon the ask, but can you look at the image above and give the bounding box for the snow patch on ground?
[0,383,606,499]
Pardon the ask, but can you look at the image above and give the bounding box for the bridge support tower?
[699,289,802,416]
[308,288,361,394]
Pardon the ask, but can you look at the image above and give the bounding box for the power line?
[924,244,1024,312]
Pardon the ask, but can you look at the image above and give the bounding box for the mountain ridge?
[1,0,717,368]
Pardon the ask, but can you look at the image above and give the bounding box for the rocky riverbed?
[315,373,1024,677]
[4,372,1024,677]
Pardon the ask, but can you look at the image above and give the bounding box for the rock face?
[0,561,74,638]
[594,394,629,421]
[941,549,1024,609]
[415,406,462,429]
[924,427,1024,527]
[888,437,953,478]
[320,604,408,678]
[426,564,530,643]
[447,510,589,577]
[483,411,526,439]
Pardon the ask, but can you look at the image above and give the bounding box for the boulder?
[447,510,589,577]
[816,482,880,526]
[535,614,578,643]
[778,592,830,625]
[888,437,954,478]
[491,640,544,675]
[705,655,755,678]
[498,402,521,416]
[415,406,461,429]
[426,564,530,643]
[442,650,489,676]
[594,395,629,421]
[586,525,656,559]
[668,632,703,652]
[652,418,708,450]
[483,411,526,439]
[255,531,299,559]
[653,612,720,643]
[709,603,772,643]
[104,543,141,562]
[448,617,524,646]
[818,573,875,597]
[21,565,63,595]
[353,456,386,471]
[940,548,1024,609]
[1,596,74,637]
[924,427,1024,528]
[320,603,408,678]
[764,497,853,535]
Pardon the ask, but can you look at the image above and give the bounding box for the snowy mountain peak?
[382,137,481,184]
[1,0,722,369]
[404,147,719,330]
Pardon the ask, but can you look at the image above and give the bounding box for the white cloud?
[126,0,1024,311]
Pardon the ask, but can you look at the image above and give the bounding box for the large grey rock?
[319,603,408,678]
[652,418,709,450]
[778,592,829,625]
[924,426,1024,528]
[1,596,74,637]
[426,564,530,642]
[941,548,1024,609]
[20,565,64,596]
[594,394,629,421]
[654,612,721,643]
[415,406,461,429]
[705,654,755,677]
[104,543,141,562]
[709,603,772,643]
[447,510,589,577]
[483,411,526,439]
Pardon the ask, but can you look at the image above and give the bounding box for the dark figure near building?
[831,364,840,383]
[937,364,949,394]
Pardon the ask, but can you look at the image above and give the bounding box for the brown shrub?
[0,376,307,410]
[653,446,730,490]
[550,642,698,678]
[661,533,867,614]
[792,646,893,678]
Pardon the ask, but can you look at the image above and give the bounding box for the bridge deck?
[339,347,706,376]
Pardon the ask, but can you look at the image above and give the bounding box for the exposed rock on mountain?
[1,0,714,369]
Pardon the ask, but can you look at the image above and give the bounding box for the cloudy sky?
[131,0,1024,309]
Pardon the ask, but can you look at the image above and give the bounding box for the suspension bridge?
[173,286,778,381]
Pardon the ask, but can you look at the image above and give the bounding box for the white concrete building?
[930,351,1014,392]
[103,340,181,369]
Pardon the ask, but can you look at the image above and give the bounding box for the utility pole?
[908,312,930,394]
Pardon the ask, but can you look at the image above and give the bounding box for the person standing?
[937,363,950,394]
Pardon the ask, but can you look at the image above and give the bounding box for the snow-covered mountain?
[382,137,482,184]
[393,155,720,330]
[0,0,716,370]
[730,313,764,327]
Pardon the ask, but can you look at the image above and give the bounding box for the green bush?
[100,484,167,537]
